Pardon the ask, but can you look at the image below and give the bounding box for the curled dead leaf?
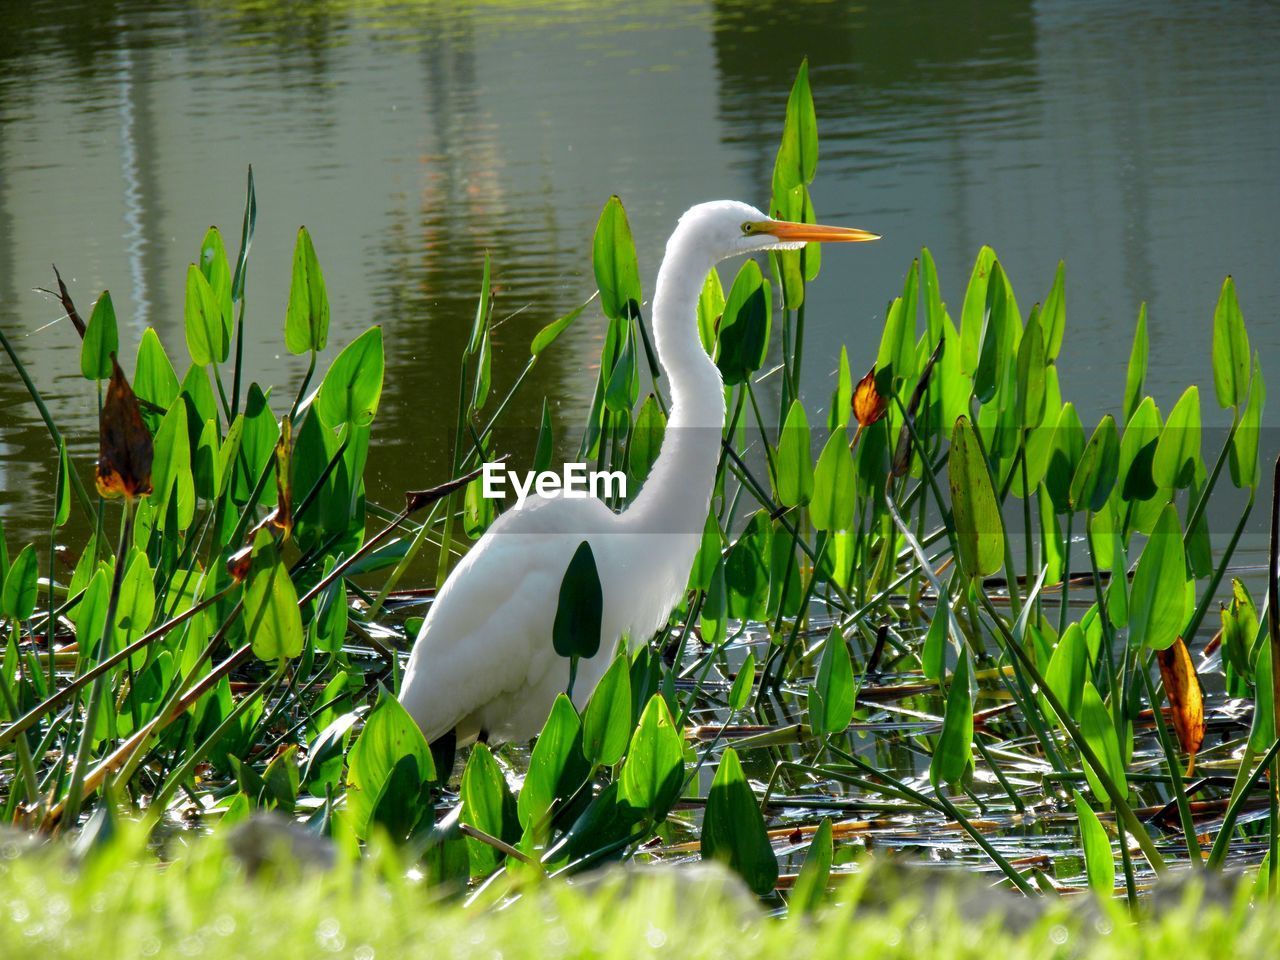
[95,354,153,500]
[1157,636,1205,775]
[852,367,887,428]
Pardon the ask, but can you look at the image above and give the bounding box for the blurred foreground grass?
[0,822,1273,960]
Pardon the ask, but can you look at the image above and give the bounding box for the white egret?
[399,200,878,748]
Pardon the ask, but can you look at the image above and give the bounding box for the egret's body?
[399,201,877,745]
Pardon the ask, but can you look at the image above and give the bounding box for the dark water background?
[1,0,1277,558]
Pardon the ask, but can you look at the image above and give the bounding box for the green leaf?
[1118,397,1162,503]
[1039,260,1066,361]
[1044,403,1085,514]
[150,401,195,532]
[729,651,756,712]
[231,166,257,302]
[467,252,491,358]
[54,440,72,528]
[1043,623,1087,720]
[1152,386,1201,489]
[592,196,642,321]
[316,326,385,428]
[702,747,778,896]
[716,260,771,386]
[243,530,304,661]
[1211,276,1250,409]
[1015,313,1047,431]
[1078,681,1127,807]
[922,601,948,682]
[1229,355,1265,490]
[974,260,1017,404]
[0,544,38,621]
[809,625,855,736]
[697,268,725,356]
[345,691,435,840]
[627,396,666,493]
[959,246,996,375]
[472,327,492,410]
[134,328,180,419]
[583,654,632,767]
[184,264,230,365]
[533,400,555,474]
[700,558,728,648]
[725,511,771,620]
[81,291,119,381]
[688,511,722,594]
[790,817,833,915]
[1069,416,1119,513]
[530,297,589,357]
[930,648,974,788]
[553,541,603,662]
[460,742,519,876]
[1128,504,1186,651]
[948,416,1004,578]
[811,431,856,532]
[1123,303,1149,424]
[518,694,589,832]
[773,58,817,191]
[828,346,853,432]
[284,226,330,355]
[72,569,110,668]
[620,694,684,822]
[775,400,813,507]
[875,296,914,392]
[1074,791,1115,895]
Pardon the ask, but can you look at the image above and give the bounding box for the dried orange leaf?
[852,366,887,427]
[95,354,153,500]
[1157,636,1205,774]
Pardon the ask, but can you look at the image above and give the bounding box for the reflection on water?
[1,0,1278,557]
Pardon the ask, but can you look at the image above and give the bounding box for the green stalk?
[975,590,1166,873]
[63,497,136,825]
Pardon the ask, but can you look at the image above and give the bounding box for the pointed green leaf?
[1128,504,1186,651]
[811,431,856,532]
[931,649,974,789]
[1074,791,1115,895]
[1211,276,1250,409]
[1152,386,1201,489]
[619,694,684,821]
[592,197,642,321]
[346,691,435,840]
[284,226,330,355]
[809,625,855,736]
[702,747,778,896]
[316,326,384,428]
[553,541,603,661]
[716,260,771,386]
[584,654,632,767]
[243,530,304,661]
[1123,304,1149,424]
[775,400,813,507]
[81,291,119,380]
[948,416,1004,578]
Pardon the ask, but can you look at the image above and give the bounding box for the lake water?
[2,0,1278,551]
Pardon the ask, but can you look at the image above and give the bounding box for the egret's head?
[677,199,880,263]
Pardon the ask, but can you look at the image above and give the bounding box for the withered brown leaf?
[1157,636,1205,775]
[96,354,153,500]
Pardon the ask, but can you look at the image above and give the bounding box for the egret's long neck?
[625,231,726,535]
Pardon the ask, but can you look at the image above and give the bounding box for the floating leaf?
[702,747,778,896]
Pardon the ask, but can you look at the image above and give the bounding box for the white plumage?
[398,200,878,745]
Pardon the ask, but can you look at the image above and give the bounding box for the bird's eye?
[741,222,755,235]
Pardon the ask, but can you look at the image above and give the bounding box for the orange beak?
[757,220,880,243]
